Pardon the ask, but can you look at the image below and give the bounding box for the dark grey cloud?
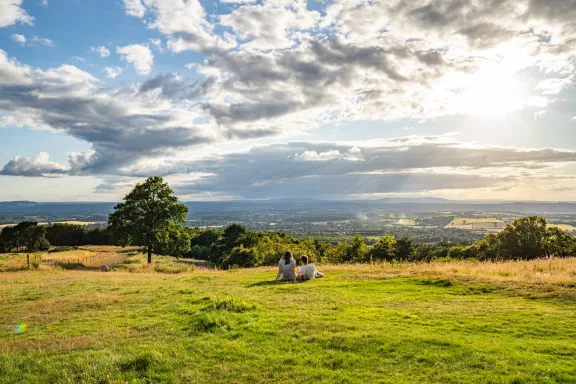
[139,72,215,101]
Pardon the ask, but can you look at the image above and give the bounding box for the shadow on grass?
[248,280,303,287]
[414,278,454,287]
[172,258,214,267]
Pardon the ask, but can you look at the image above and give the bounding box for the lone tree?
[108,176,188,264]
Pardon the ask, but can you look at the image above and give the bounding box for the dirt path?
[78,253,128,271]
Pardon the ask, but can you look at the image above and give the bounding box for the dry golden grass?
[0,247,139,270]
[78,245,139,253]
[319,257,576,287]
[549,223,576,231]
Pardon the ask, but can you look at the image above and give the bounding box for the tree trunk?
[147,245,152,264]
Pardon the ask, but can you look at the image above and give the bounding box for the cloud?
[10,34,54,47]
[103,66,123,79]
[111,136,576,199]
[534,110,547,120]
[148,38,163,51]
[124,0,236,52]
[197,38,456,135]
[219,0,319,50]
[123,0,145,18]
[91,46,110,58]
[0,49,217,176]
[294,147,363,162]
[0,152,67,177]
[219,0,256,3]
[0,0,33,27]
[535,77,574,95]
[10,34,26,45]
[31,36,54,47]
[117,44,153,75]
[40,0,48,7]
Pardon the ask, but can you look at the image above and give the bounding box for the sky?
[0,0,576,202]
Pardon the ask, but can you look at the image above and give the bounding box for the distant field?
[0,259,575,383]
[0,221,101,229]
[396,219,416,226]
[549,224,576,232]
[446,218,505,230]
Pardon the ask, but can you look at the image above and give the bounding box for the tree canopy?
[108,176,189,263]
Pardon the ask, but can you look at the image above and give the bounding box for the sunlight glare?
[456,69,525,118]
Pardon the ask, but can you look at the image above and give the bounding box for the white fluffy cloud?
[0,0,33,27]
[103,66,123,79]
[220,0,319,50]
[10,33,26,45]
[123,0,145,18]
[0,152,67,177]
[117,44,153,75]
[91,46,110,58]
[124,0,236,52]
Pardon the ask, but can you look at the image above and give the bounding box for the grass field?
[0,246,139,271]
[1,258,575,383]
[396,219,417,226]
[447,218,506,230]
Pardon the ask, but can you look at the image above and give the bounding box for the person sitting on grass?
[275,251,297,283]
[298,255,324,281]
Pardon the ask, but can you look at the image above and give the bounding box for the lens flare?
[13,323,27,333]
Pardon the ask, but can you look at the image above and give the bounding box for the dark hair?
[284,251,293,265]
[300,255,308,264]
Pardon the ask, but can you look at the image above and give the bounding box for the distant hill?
[1,199,576,218]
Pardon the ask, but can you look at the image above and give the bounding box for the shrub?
[30,257,41,270]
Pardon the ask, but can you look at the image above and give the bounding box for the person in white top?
[275,251,297,283]
[298,255,324,281]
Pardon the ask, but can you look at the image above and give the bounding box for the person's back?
[299,256,324,280]
[300,262,317,280]
[275,251,296,282]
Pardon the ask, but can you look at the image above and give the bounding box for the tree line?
[1,177,575,265]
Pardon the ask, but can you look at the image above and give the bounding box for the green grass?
[0,262,575,383]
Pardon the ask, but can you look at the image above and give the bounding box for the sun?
[439,61,527,118]
[457,70,525,118]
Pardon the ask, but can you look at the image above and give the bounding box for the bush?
[30,257,41,270]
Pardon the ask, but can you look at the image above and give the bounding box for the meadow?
[446,218,506,230]
[1,256,575,383]
[0,246,138,271]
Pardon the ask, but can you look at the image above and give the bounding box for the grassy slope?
[0,261,575,383]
